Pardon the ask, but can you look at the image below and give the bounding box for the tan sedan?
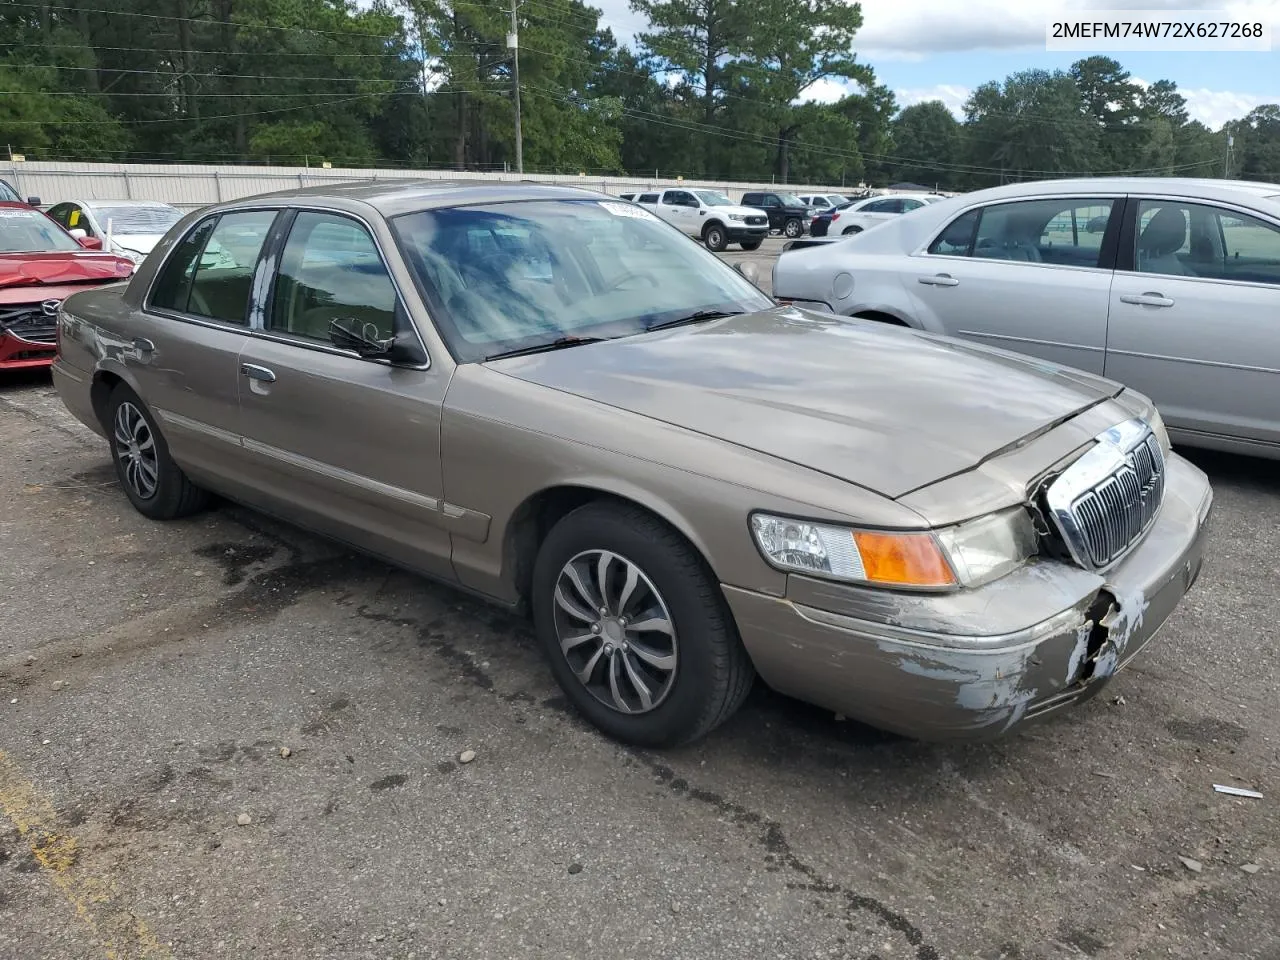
[52,181,1213,746]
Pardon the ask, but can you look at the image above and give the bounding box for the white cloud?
[798,76,857,104]
[856,0,1280,56]
[894,84,973,116]
[1181,88,1273,126]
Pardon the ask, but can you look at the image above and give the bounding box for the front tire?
[105,384,210,520]
[842,225,863,236]
[783,218,804,239]
[531,502,755,747]
[739,239,763,251]
[703,223,728,252]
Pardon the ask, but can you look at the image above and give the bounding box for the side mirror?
[77,235,103,250]
[734,261,761,286]
[329,314,427,366]
[27,196,41,206]
[68,227,87,239]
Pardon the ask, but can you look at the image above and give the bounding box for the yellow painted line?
[0,750,175,960]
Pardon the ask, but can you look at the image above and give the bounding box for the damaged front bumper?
[0,329,58,369]
[724,453,1214,741]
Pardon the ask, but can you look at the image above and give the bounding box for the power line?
[0,41,402,58]
[0,92,376,125]
[0,87,505,98]
[2,1,407,41]
[527,84,1221,178]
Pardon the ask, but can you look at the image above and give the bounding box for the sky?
[590,0,1280,129]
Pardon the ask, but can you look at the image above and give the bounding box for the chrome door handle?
[132,337,155,353]
[918,274,959,287]
[240,363,276,383]
[1120,293,1174,307]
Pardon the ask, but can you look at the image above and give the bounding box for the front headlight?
[750,507,1036,591]
[933,507,1038,589]
[728,213,745,221]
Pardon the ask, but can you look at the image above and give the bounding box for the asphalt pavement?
[2,251,1278,959]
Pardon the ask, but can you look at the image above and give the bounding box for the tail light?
[831,213,840,222]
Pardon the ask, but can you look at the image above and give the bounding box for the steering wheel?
[605,271,658,292]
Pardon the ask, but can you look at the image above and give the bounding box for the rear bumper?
[51,359,104,437]
[0,331,57,369]
[724,453,1214,742]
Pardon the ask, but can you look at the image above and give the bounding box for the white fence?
[1,160,895,211]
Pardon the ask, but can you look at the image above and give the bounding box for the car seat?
[1138,207,1196,276]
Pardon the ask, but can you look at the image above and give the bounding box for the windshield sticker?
[599,201,658,221]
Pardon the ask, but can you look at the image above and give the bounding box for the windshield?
[391,199,773,362]
[0,181,21,203]
[0,208,81,253]
[694,191,732,206]
[93,205,182,236]
[777,194,804,206]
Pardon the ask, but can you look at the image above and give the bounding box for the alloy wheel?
[784,219,803,238]
[113,401,159,500]
[551,549,678,715]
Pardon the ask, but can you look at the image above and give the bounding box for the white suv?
[620,189,770,251]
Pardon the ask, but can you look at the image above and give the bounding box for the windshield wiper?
[646,309,743,332]
[484,335,609,361]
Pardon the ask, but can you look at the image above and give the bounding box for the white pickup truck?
[618,188,770,252]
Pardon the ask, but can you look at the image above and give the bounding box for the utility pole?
[1224,134,1233,177]
[508,0,523,174]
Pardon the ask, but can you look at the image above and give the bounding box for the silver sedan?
[772,177,1280,460]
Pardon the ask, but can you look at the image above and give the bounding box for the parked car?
[739,191,814,239]
[53,181,1212,747]
[809,199,858,237]
[0,178,42,207]
[45,199,184,264]
[822,192,945,236]
[796,194,850,212]
[772,176,1280,460]
[0,202,134,371]
[630,188,769,251]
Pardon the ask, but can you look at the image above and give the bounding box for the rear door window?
[1133,199,1280,285]
[155,211,276,325]
[958,198,1116,267]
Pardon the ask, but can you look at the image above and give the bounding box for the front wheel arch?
[502,484,719,613]
[852,310,911,327]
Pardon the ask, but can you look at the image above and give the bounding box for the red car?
[1,202,135,371]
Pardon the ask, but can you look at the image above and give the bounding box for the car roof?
[957,177,1280,204]
[218,179,610,218]
[75,199,180,208]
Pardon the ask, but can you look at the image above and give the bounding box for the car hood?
[721,205,768,218]
[111,233,166,255]
[0,251,134,288]
[488,307,1122,499]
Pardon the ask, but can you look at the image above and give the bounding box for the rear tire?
[783,218,804,239]
[105,383,211,521]
[842,225,863,236]
[703,223,728,252]
[531,501,755,747]
[739,239,763,251]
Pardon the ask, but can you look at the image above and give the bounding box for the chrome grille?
[745,215,767,226]
[1044,419,1166,571]
[0,303,58,343]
